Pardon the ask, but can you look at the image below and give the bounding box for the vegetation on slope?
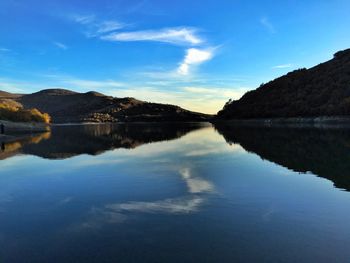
[0,99,51,123]
[218,48,350,119]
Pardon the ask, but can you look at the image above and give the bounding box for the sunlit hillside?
[0,99,51,123]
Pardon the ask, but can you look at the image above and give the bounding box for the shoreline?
[0,120,50,142]
[50,121,213,126]
[212,116,350,128]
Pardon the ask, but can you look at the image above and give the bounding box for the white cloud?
[108,85,249,114]
[39,74,126,90]
[96,21,125,34]
[272,63,293,69]
[61,78,125,89]
[71,15,213,78]
[260,17,275,34]
[71,14,125,37]
[183,86,248,99]
[0,79,28,93]
[53,42,68,50]
[0,48,10,52]
[72,14,95,25]
[178,48,214,75]
[101,27,202,46]
[0,76,127,95]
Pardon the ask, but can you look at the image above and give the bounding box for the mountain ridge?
[0,89,211,123]
[217,48,350,120]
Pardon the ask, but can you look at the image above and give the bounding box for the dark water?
[1,123,350,262]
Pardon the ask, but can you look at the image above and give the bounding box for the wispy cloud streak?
[0,47,10,52]
[71,14,125,37]
[260,17,275,34]
[72,14,95,25]
[101,27,203,46]
[53,42,68,50]
[272,63,292,69]
[96,21,125,34]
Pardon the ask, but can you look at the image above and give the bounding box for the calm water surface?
[0,123,350,262]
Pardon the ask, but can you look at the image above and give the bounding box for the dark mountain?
[215,123,350,191]
[217,48,350,119]
[0,89,210,123]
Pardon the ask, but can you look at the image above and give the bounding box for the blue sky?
[0,0,349,113]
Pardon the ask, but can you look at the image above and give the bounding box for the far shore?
[213,116,350,128]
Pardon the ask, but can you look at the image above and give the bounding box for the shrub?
[0,103,51,123]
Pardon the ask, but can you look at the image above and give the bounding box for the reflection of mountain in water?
[1,123,209,160]
[0,133,51,160]
[215,123,350,191]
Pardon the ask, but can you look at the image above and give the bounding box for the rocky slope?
[217,48,350,119]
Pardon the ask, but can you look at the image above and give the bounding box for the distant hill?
[0,89,210,123]
[0,91,22,98]
[217,48,350,119]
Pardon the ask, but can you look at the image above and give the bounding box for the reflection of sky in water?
[1,125,350,262]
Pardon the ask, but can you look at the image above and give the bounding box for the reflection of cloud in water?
[180,168,214,194]
[68,128,222,230]
[77,196,204,229]
[185,143,244,157]
[80,127,244,173]
[57,197,73,206]
[0,155,29,171]
[77,167,213,229]
[0,192,13,213]
[72,158,125,168]
[105,126,244,160]
[106,196,204,214]
[79,208,127,229]
[262,206,275,222]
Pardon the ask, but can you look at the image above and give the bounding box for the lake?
[0,123,350,262]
